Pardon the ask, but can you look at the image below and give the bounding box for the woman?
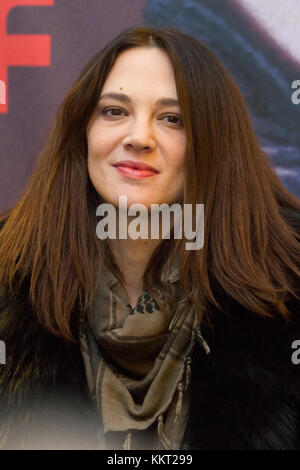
[0,26,300,450]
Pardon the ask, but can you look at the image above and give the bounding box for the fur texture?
[182,292,300,449]
[0,212,300,450]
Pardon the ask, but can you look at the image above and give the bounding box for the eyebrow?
[99,92,180,107]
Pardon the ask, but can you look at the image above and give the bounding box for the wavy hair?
[0,26,300,341]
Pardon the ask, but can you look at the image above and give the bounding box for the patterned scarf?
[79,260,210,450]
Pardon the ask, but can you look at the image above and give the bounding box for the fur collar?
[182,292,300,449]
[0,210,299,449]
[1,278,300,449]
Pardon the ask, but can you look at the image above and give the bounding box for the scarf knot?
[79,263,209,450]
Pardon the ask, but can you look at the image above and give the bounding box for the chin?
[111,193,150,208]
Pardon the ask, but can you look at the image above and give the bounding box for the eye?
[161,114,184,128]
[100,106,127,118]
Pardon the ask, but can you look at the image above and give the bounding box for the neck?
[107,211,163,306]
[108,236,161,297]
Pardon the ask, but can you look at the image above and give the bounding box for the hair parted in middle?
[0,26,299,341]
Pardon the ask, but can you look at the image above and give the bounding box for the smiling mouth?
[113,165,158,179]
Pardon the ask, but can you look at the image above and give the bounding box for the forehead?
[101,47,178,99]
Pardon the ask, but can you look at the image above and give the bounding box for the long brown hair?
[0,26,299,341]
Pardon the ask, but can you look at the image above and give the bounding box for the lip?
[113,160,159,172]
[112,160,159,179]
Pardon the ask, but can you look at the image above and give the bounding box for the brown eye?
[161,114,183,128]
[101,107,126,117]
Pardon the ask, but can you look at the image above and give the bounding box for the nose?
[122,116,156,153]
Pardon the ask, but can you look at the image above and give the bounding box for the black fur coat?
[0,211,300,450]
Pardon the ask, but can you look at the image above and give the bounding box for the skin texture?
[86,46,186,209]
[86,46,186,306]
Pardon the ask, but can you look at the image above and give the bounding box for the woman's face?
[86,46,186,209]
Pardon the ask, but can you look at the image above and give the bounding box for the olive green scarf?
[79,262,209,450]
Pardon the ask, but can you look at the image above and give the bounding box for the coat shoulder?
[0,285,99,449]
[186,273,300,449]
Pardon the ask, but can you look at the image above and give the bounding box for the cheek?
[87,155,98,189]
[87,126,115,161]
[168,140,186,174]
